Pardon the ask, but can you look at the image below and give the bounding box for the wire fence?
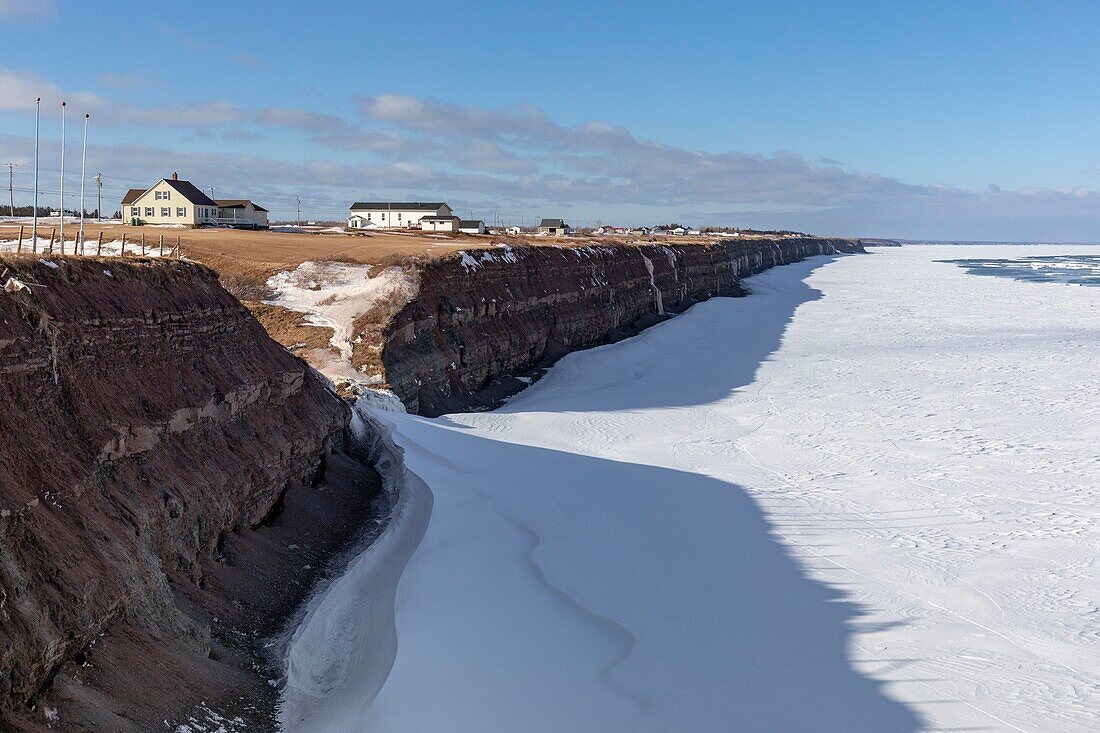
[0,225,181,259]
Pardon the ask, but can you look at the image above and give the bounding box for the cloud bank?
[1,68,1097,240]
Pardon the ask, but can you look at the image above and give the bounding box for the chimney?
[171,172,178,181]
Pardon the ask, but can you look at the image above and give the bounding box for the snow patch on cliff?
[264,261,415,386]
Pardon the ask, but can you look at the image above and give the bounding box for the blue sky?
[2,0,1099,240]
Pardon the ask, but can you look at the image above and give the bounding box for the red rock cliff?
[0,257,360,731]
[381,237,862,414]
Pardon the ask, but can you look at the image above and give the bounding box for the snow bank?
[282,244,1100,732]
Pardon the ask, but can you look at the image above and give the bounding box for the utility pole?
[296,195,301,227]
[208,186,215,200]
[32,97,40,246]
[94,173,102,219]
[3,163,15,217]
[59,101,66,253]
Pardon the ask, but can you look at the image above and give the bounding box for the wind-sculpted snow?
[282,245,1099,732]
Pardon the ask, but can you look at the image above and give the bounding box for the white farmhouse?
[121,174,220,226]
[347,201,453,229]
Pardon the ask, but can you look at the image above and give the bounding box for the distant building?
[214,199,269,229]
[347,201,453,229]
[121,173,220,226]
[506,226,523,235]
[537,218,571,236]
[421,215,460,232]
[459,219,486,234]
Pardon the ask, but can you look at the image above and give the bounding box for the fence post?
[121,232,127,257]
[141,233,145,256]
[97,232,103,257]
[17,225,23,254]
[49,227,56,254]
[176,235,181,260]
[159,234,164,257]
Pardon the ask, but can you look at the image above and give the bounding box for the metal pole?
[94,173,102,220]
[79,113,89,246]
[32,98,40,247]
[296,195,301,227]
[59,101,66,255]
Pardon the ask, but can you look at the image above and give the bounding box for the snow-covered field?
[283,244,1099,732]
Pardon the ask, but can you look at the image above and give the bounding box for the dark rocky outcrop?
[380,237,862,414]
[0,257,379,731]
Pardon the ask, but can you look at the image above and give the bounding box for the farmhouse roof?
[121,188,144,205]
[162,179,218,207]
[216,199,269,212]
[539,218,566,228]
[422,215,460,222]
[459,220,484,227]
[350,202,447,212]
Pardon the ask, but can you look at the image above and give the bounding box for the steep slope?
[0,257,378,731]
[380,237,862,413]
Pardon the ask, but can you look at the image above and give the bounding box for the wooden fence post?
[140,233,145,256]
[121,232,127,257]
[97,232,103,257]
[176,235,181,260]
[159,234,164,257]
[49,228,56,254]
[17,225,23,254]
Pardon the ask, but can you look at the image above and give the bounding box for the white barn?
[347,201,453,229]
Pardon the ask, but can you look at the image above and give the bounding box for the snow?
[263,260,416,385]
[282,244,1100,732]
[0,237,179,257]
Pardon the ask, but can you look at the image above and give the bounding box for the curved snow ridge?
[279,402,433,733]
[498,504,646,709]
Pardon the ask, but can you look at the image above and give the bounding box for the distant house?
[459,219,486,234]
[214,199,269,229]
[347,201,453,229]
[121,173,220,226]
[421,215,460,233]
[630,226,652,236]
[537,218,571,236]
[506,226,523,235]
[671,226,688,236]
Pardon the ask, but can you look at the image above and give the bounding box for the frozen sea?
[283,244,1100,733]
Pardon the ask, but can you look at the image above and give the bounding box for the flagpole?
[58,101,66,254]
[32,97,40,248]
[79,113,89,251]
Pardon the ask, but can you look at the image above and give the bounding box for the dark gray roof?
[215,199,269,212]
[164,179,218,207]
[121,188,144,205]
[350,202,448,212]
[539,218,567,228]
[422,215,459,222]
[459,220,484,228]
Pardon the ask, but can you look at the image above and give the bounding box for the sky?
[1,0,1099,240]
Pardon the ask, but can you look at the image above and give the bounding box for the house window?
[155,191,161,200]
[145,207,153,216]
[398,212,402,221]
[131,207,139,216]
[367,213,372,220]
[177,207,186,217]
[161,207,170,217]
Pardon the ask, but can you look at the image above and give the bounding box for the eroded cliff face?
[0,257,370,731]
[380,237,862,414]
